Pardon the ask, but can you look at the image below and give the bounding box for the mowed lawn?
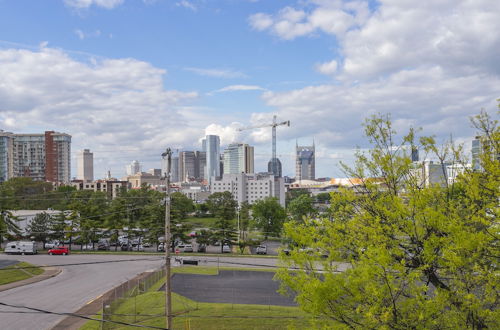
[80,267,325,330]
[0,262,44,285]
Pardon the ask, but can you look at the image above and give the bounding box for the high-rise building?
[178,151,206,182]
[223,143,254,174]
[296,142,315,181]
[126,160,141,176]
[0,131,12,182]
[77,149,93,182]
[204,135,221,181]
[267,158,282,178]
[0,130,71,183]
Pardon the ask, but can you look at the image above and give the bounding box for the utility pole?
[162,148,173,329]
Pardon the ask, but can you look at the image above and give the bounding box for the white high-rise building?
[77,149,93,182]
[126,160,141,176]
[203,135,220,182]
[223,143,254,174]
[0,130,71,183]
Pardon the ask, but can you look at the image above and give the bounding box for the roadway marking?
[86,294,103,305]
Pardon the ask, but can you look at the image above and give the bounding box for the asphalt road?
[0,253,164,330]
[170,270,297,306]
[0,259,19,269]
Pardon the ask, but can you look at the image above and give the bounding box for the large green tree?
[252,197,286,239]
[27,212,53,249]
[287,194,316,222]
[207,191,237,251]
[277,112,499,329]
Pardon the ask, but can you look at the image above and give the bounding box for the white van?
[4,241,38,255]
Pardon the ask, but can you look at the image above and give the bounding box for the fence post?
[100,300,104,330]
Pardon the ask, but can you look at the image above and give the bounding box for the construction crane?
[238,115,290,176]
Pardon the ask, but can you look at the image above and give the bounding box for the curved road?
[0,254,164,330]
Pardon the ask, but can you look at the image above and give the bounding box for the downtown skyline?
[0,0,499,179]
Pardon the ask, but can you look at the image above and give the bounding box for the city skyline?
[0,1,498,179]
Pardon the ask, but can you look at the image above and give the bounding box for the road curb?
[0,266,62,292]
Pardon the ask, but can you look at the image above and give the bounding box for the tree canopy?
[252,197,286,239]
[277,111,499,329]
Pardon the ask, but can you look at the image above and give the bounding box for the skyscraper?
[126,160,141,176]
[223,143,254,174]
[178,151,206,182]
[296,142,315,181]
[267,158,282,178]
[0,130,71,183]
[0,131,12,183]
[77,149,93,182]
[204,135,220,181]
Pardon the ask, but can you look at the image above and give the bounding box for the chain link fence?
[101,267,165,329]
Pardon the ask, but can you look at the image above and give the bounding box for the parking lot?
[167,270,297,306]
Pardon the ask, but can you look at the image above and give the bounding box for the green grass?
[80,267,321,330]
[182,217,226,228]
[0,262,44,285]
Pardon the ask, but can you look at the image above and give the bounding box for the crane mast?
[238,115,290,177]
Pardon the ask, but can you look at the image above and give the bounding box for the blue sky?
[0,0,499,179]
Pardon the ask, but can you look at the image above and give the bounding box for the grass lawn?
[182,217,227,228]
[0,262,44,285]
[80,266,324,330]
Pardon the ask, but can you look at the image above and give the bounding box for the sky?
[0,0,498,179]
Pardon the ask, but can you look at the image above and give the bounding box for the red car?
[48,247,69,255]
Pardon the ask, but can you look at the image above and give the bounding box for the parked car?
[197,244,206,253]
[183,244,193,252]
[48,247,69,255]
[157,243,165,252]
[81,244,95,250]
[97,241,110,250]
[222,244,231,253]
[256,245,267,255]
[5,241,37,255]
[45,241,60,249]
[188,231,197,237]
[121,243,133,251]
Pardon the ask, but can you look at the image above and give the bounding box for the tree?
[277,112,499,329]
[315,192,331,204]
[0,209,19,248]
[207,192,237,252]
[27,212,53,249]
[252,197,286,239]
[287,194,316,222]
[285,188,309,205]
[171,192,194,220]
[238,201,251,241]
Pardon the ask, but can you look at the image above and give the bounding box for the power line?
[0,302,168,329]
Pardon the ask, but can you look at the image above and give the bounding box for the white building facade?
[77,149,93,182]
[223,143,254,175]
[210,173,285,207]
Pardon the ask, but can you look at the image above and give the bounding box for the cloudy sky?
[0,0,498,179]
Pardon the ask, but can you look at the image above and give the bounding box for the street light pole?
[162,148,173,330]
[237,206,240,244]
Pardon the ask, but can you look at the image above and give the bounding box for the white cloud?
[315,59,337,75]
[184,67,247,79]
[211,85,265,94]
[0,47,200,177]
[248,1,368,40]
[64,0,124,9]
[176,0,197,11]
[74,29,102,40]
[203,123,242,146]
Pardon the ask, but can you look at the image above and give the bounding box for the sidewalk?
[0,267,62,292]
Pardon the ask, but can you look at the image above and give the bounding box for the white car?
[222,244,231,253]
[45,241,60,249]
